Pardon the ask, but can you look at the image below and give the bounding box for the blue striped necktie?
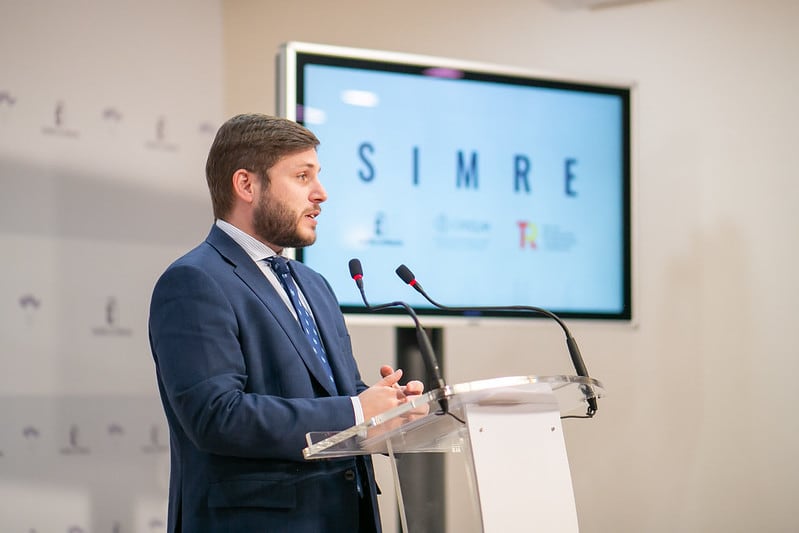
[265,256,337,390]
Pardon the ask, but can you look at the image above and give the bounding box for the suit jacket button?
[344,469,356,481]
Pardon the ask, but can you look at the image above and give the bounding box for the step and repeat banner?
[0,2,224,531]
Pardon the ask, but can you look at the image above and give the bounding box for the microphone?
[395,264,598,417]
[348,259,447,407]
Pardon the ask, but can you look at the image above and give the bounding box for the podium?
[304,375,604,533]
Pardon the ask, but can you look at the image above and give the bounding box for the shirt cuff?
[351,396,364,425]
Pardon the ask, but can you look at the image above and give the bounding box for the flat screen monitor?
[277,42,632,321]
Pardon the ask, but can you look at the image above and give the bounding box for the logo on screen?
[363,211,403,246]
[517,221,538,249]
[374,212,385,236]
[433,214,491,250]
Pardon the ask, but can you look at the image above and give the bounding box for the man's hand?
[380,365,424,399]
[358,366,429,421]
[380,365,429,419]
[358,368,405,421]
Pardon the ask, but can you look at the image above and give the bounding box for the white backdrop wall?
[0,1,224,531]
[222,0,799,532]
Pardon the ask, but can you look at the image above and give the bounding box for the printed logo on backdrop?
[19,293,42,325]
[60,424,90,455]
[199,121,217,135]
[141,424,168,453]
[102,107,123,123]
[23,425,41,440]
[21,425,41,456]
[145,115,178,151]
[91,296,133,337]
[517,221,576,252]
[363,211,403,247]
[434,214,491,250]
[101,106,123,137]
[42,100,80,138]
[107,422,126,450]
[0,89,16,121]
[0,90,16,106]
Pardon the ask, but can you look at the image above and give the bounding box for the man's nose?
[312,179,328,203]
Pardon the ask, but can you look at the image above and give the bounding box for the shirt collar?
[215,219,281,263]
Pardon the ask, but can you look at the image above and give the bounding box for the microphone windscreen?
[395,264,415,284]
[348,258,363,279]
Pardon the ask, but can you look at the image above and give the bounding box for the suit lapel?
[205,226,339,396]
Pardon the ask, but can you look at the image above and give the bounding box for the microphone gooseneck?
[395,264,598,417]
[348,259,447,410]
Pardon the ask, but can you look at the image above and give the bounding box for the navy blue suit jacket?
[149,225,380,532]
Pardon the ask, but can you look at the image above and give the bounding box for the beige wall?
[0,1,224,530]
[223,1,799,531]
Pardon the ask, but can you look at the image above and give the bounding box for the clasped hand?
[358,365,427,422]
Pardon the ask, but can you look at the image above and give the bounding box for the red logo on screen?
[517,221,538,249]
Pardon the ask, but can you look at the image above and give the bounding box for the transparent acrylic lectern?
[304,375,604,533]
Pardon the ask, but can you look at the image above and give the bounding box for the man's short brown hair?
[205,114,320,219]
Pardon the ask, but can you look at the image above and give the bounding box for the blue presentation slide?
[300,63,626,316]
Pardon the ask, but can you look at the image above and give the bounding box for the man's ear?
[231,169,257,204]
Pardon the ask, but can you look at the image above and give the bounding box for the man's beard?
[252,192,317,249]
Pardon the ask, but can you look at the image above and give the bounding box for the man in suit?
[149,113,422,532]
